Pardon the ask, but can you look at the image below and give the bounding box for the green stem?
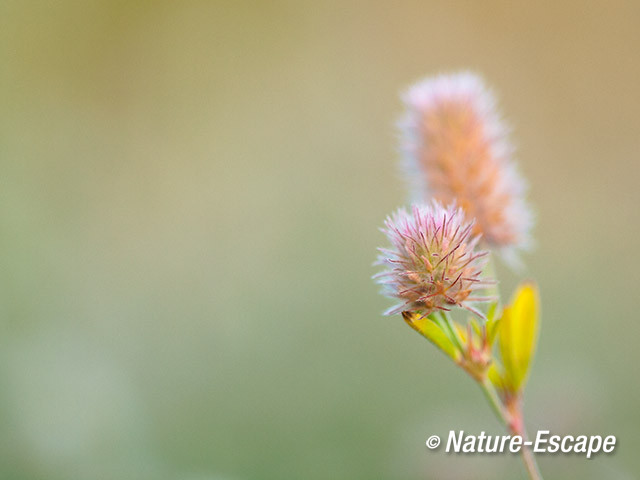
[478,380,543,480]
[519,434,543,480]
[440,311,465,352]
[479,379,507,425]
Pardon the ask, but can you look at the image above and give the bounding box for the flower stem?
[440,311,465,352]
[478,380,543,480]
[519,436,543,480]
[479,379,505,423]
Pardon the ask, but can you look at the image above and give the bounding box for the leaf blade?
[498,283,540,391]
[403,312,461,361]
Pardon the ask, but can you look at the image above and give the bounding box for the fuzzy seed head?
[375,202,494,318]
[399,72,532,259]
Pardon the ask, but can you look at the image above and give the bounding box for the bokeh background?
[2,1,639,479]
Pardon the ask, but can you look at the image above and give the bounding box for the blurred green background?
[1,1,639,479]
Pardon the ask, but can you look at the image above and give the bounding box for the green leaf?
[488,362,505,391]
[403,312,461,361]
[486,301,502,347]
[486,301,499,323]
[497,283,540,392]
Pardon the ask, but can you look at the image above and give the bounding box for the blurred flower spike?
[374,202,495,319]
[399,72,533,263]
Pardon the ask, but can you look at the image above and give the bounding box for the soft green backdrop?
[1,1,639,479]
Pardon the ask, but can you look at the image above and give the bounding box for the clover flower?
[375,202,494,318]
[398,72,532,258]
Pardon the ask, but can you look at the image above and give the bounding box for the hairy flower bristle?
[399,72,532,259]
[375,202,495,318]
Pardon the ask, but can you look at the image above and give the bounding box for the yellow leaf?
[403,312,461,361]
[498,283,540,391]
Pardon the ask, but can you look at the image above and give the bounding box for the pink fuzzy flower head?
[375,202,494,319]
[399,72,532,261]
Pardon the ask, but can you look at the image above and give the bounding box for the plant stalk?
[478,380,543,480]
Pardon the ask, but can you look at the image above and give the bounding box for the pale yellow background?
[1,1,639,479]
